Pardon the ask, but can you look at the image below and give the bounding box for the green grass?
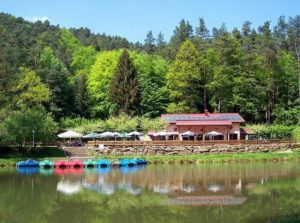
[1,147,300,167]
[0,147,65,167]
[98,151,300,164]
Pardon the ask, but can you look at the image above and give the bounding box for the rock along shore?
[94,143,299,156]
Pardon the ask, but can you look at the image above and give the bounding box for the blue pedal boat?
[97,159,111,168]
[133,158,148,165]
[119,159,137,167]
[16,159,39,168]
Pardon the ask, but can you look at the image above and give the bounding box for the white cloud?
[25,16,49,23]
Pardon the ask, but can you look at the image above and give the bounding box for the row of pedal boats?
[17,158,147,168]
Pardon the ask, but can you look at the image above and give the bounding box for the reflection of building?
[57,180,82,195]
[161,112,246,140]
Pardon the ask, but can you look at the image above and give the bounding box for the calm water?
[1,162,300,223]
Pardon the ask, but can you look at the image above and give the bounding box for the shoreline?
[1,151,300,167]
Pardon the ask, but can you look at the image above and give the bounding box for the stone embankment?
[93,143,299,156]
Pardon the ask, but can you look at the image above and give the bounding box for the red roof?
[161,113,245,123]
[176,120,232,126]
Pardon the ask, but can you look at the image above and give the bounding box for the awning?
[240,127,255,135]
[176,120,232,126]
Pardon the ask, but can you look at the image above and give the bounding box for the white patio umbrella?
[57,130,83,139]
[127,131,143,136]
[205,131,223,140]
[82,133,101,139]
[99,131,115,138]
[181,131,197,136]
[127,131,143,141]
[112,132,121,141]
[205,131,223,136]
[155,131,169,136]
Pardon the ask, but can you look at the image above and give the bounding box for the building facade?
[161,112,245,140]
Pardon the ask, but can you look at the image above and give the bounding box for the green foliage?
[38,46,71,118]
[89,50,168,118]
[60,114,166,134]
[1,109,58,147]
[166,40,201,113]
[292,126,300,143]
[72,73,91,117]
[71,46,96,74]
[88,50,122,117]
[273,106,300,125]
[169,19,194,59]
[56,29,80,68]
[110,49,141,116]
[249,124,295,139]
[10,67,50,110]
[0,12,300,125]
[130,51,168,117]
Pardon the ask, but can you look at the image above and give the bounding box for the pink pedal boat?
[54,160,69,168]
[68,159,84,168]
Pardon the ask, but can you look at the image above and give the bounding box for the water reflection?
[3,162,300,223]
[57,180,82,195]
[16,163,300,198]
[17,167,40,175]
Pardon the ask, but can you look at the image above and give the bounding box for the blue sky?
[0,0,299,42]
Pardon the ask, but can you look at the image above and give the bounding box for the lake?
[0,162,300,223]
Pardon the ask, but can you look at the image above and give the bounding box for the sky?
[0,0,299,43]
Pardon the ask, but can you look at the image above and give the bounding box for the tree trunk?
[203,86,207,111]
[294,43,300,98]
[217,99,221,113]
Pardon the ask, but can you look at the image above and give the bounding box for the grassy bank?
[0,147,65,167]
[1,149,300,167]
[98,151,300,164]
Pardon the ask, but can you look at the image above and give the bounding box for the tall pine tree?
[144,31,156,54]
[109,50,141,116]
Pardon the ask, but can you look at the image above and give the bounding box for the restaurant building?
[161,111,247,140]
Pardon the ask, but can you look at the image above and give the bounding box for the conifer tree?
[73,73,91,117]
[144,31,156,54]
[109,50,141,116]
[196,17,209,39]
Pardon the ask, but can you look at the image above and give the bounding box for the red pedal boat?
[68,159,84,168]
[54,160,69,168]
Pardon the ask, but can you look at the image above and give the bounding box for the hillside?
[0,12,299,126]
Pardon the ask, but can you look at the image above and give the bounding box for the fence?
[87,139,294,147]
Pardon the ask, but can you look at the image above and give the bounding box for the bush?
[1,109,59,147]
[248,124,295,139]
[293,126,300,143]
[60,114,167,134]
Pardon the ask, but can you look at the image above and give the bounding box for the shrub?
[59,114,167,134]
[293,126,300,143]
[248,124,295,139]
[1,109,59,147]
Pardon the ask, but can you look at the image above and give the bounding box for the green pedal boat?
[84,159,97,168]
[39,159,54,168]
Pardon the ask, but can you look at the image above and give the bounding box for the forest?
[0,12,300,143]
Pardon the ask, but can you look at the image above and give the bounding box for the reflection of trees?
[0,172,59,223]
[1,162,300,223]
